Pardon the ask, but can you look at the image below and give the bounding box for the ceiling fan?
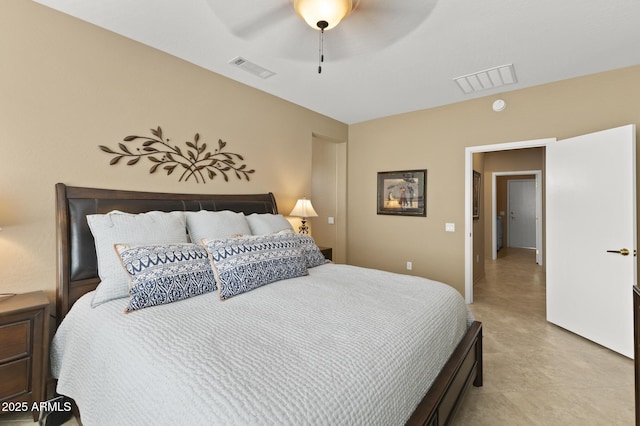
[207,0,438,66]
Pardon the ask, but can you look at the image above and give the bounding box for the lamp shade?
[293,0,353,30]
[289,198,318,218]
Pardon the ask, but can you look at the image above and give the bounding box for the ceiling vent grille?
[228,56,276,79]
[453,64,517,94]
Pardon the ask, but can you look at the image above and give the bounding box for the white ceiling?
[33,0,640,124]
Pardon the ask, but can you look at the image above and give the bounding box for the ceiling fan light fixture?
[294,0,353,30]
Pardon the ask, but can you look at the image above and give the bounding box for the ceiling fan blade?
[206,1,294,40]
[233,4,294,39]
[207,0,438,65]
[325,0,439,60]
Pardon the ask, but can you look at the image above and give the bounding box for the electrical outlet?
[328,216,335,224]
[406,261,412,270]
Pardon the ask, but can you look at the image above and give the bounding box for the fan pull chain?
[316,20,328,74]
[318,28,324,73]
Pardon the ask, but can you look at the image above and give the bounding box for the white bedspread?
[51,264,472,426]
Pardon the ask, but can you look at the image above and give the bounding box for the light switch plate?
[445,223,455,232]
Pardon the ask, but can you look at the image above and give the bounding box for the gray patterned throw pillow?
[116,243,216,312]
[203,232,308,300]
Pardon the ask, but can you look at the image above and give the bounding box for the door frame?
[492,171,543,263]
[465,138,555,303]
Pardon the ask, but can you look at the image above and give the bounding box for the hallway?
[453,248,634,425]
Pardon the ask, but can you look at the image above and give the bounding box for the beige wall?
[4,1,640,306]
[311,136,348,263]
[0,1,347,305]
[348,65,640,296]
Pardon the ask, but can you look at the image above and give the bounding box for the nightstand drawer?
[0,357,30,400]
[0,292,49,421]
[0,321,30,363]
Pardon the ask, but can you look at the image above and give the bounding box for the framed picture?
[377,169,427,216]
[473,170,481,219]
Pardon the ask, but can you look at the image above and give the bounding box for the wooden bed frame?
[54,183,482,426]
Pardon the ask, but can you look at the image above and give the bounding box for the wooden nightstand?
[0,291,50,421]
[319,247,333,261]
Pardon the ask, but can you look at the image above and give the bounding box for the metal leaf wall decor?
[99,126,255,183]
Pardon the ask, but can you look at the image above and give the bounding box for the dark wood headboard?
[55,183,278,324]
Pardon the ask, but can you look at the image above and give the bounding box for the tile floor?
[452,248,635,425]
[2,248,633,425]
[0,409,77,426]
[0,413,38,426]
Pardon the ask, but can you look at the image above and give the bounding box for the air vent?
[453,64,517,94]
[228,56,276,79]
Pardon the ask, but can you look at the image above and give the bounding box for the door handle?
[606,248,630,256]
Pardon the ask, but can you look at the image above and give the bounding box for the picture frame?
[377,169,427,216]
[473,170,481,219]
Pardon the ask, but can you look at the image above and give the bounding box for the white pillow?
[185,210,251,244]
[87,210,188,307]
[245,213,293,235]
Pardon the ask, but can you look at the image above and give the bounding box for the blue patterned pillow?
[295,234,329,268]
[115,243,216,312]
[203,233,308,300]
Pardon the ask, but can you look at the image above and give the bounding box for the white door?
[546,124,636,358]
[508,179,536,249]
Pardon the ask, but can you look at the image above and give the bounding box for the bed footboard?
[406,320,483,426]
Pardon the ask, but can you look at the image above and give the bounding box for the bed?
[51,183,482,426]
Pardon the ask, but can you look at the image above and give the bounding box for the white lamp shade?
[294,0,353,30]
[289,198,318,218]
